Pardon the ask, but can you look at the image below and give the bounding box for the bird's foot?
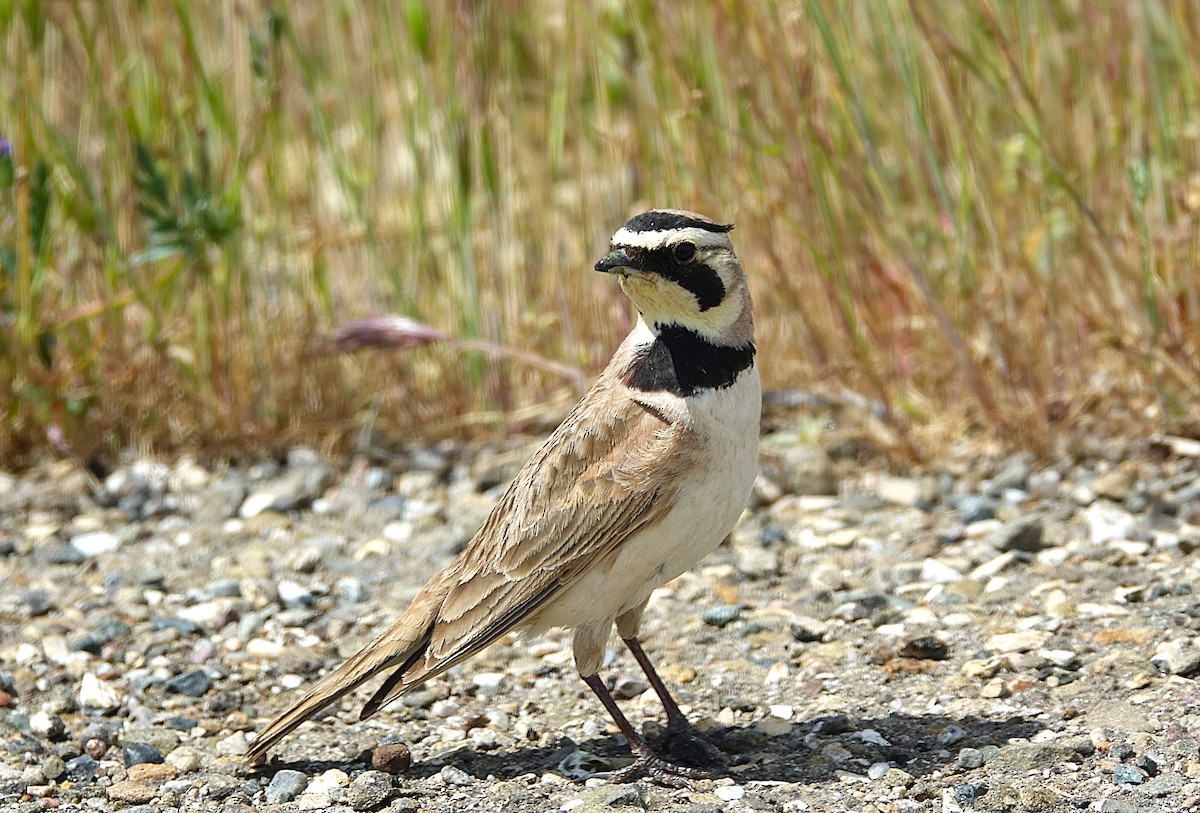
[597,750,715,787]
[644,719,728,769]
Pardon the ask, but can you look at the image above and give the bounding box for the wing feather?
[375,380,697,700]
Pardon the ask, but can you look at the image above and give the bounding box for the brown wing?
[363,379,698,711]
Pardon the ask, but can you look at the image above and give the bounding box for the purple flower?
[0,139,10,157]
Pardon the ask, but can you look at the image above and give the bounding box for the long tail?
[244,588,442,765]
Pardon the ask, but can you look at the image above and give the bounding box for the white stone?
[1085,501,1134,544]
[239,491,277,518]
[70,531,121,557]
[714,785,745,801]
[921,558,962,584]
[79,673,120,710]
[856,729,892,746]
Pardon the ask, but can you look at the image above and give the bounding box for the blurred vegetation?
[1,1,1198,467]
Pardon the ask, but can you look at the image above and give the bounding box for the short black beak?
[594,247,640,274]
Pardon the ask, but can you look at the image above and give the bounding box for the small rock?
[985,629,1050,653]
[107,779,158,804]
[20,588,55,616]
[70,531,122,557]
[1085,501,1135,544]
[1141,771,1186,797]
[346,770,393,810]
[920,558,962,584]
[1093,469,1135,501]
[937,725,967,746]
[277,579,314,609]
[371,742,412,774]
[216,731,249,756]
[986,518,1045,552]
[335,577,369,604]
[265,769,309,803]
[1151,641,1200,677]
[979,678,1010,699]
[29,712,66,741]
[1027,470,1061,498]
[439,765,473,786]
[164,746,203,773]
[875,476,924,507]
[995,742,1065,771]
[701,605,740,627]
[735,545,779,578]
[898,635,950,661]
[957,496,997,524]
[165,669,212,697]
[126,762,177,783]
[1113,764,1145,784]
[122,742,164,766]
[714,784,745,802]
[1084,699,1157,733]
[79,673,121,711]
[957,747,983,769]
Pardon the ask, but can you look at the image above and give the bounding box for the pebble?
[1085,501,1135,544]
[107,779,159,804]
[122,742,164,766]
[277,579,314,608]
[956,495,997,524]
[216,731,250,756]
[372,742,412,774]
[164,746,203,773]
[958,747,983,769]
[266,769,310,803]
[439,765,474,786]
[70,530,122,557]
[165,668,212,696]
[1112,764,1145,784]
[79,673,121,710]
[347,770,393,810]
[1151,640,1200,677]
[701,604,741,627]
[714,784,745,802]
[986,629,1050,652]
[986,518,1046,552]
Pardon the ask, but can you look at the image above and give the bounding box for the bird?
[245,209,761,783]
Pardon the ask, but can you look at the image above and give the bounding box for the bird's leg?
[581,673,713,786]
[621,636,696,736]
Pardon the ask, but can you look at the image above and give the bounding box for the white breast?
[527,366,762,634]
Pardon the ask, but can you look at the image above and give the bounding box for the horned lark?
[246,209,761,782]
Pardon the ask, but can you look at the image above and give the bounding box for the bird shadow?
[254,711,1041,786]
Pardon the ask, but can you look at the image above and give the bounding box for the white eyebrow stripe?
[611,226,731,250]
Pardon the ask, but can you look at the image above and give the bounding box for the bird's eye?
[672,242,696,263]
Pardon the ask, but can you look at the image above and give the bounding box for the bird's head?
[595,209,752,347]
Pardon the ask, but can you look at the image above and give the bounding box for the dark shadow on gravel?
[252,712,1041,785]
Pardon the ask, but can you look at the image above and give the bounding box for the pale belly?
[524,368,761,635]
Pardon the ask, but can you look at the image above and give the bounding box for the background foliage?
[2,1,1198,466]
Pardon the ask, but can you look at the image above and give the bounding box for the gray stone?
[1112,764,1145,784]
[986,518,1046,552]
[439,765,473,786]
[957,747,983,769]
[957,495,997,524]
[701,604,741,627]
[576,783,647,810]
[994,742,1066,772]
[1140,771,1186,797]
[1084,699,1157,733]
[346,770,393,810]
[265,769,309,803]
[164,669,212,697]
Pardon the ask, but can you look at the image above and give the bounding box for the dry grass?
[2,1,1198,467]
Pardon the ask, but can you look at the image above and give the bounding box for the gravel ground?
[2,433,1200,812]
